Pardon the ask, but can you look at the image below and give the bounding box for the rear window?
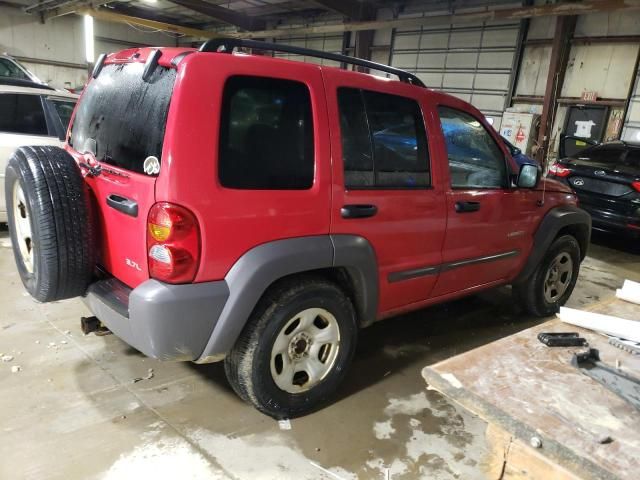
[70,62,176,174]
[575,145,626,164]
[218,76,314,189]
[0,94,47,135]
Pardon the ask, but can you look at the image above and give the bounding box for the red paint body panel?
[156,53,332,282]
[322,69,447,313]
[65,46,579,319]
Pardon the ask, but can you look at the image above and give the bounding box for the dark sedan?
[547,141,640,237]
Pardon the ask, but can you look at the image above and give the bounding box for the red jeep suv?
[5,39,590,417]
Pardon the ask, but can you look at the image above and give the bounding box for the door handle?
[107,194,138,217]
[455,201,480,213]
[341,204,378,219]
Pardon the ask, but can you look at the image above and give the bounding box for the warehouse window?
[0,94,47,136]
[338,88,429,189]
[219,76,314,190]
[438,106,507,189]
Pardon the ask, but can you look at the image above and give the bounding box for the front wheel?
[514,235,581,317]
[224,277,358,418]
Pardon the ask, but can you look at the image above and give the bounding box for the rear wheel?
[514,235,580,317]
[224,277,357,418]
[5,146,94,302]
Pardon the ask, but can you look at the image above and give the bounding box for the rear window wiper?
[79,162,102,177]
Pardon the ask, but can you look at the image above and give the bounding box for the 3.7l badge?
[126,258,142,271]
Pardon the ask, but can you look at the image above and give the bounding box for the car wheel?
[5,146,94,302]
[224,276,357,418]
[514,235,581,317]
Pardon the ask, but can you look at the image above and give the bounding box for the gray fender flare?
[515,206,591,283]
[197,234,378,362]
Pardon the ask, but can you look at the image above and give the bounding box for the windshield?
[69,62,176,174]
[0,58,30,80]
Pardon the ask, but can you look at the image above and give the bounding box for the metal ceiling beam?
[311,0,375,20]
[59,0,640,42]
[165,0,265,31]
[77,7,223,38]
[237,0,640,39]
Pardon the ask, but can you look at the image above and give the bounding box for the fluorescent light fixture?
[84,14,95,63]
[143,0,158,3]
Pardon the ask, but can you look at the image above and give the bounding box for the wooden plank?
[422,297,640,480]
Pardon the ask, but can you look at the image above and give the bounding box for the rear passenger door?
[324,70,447,316]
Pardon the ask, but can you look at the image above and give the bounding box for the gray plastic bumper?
[83,278,229,361]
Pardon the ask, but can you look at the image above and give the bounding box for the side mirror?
[517,163,539,188]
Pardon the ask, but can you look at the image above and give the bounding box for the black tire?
[224,276,358,418]
[514,235,581,317]
[5,146,94,302]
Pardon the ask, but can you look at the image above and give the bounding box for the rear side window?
[338,88,429,189]
[438,106,506,189]
[46,98,76,131]
[0,94,47,135]
[218,76,314,190]
[70,62,176,174]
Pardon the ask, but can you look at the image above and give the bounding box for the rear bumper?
[83,277,229,361]
[580,204,640,235]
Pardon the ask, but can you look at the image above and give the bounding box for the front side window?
[0,94,47,135]
[218,76,314,190]
[338,88,430,188]
[439,106,507,189]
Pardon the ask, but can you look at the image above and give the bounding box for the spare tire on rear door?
[5,146,94,302]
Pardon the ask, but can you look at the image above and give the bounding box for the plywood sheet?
[423,297,640,480]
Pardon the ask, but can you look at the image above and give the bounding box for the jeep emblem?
[143,156,160,175]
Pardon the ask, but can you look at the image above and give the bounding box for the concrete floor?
[1,228,639,480]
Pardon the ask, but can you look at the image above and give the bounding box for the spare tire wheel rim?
[270,308,341,394]
[12,181,34,273]
[543,252,573,303]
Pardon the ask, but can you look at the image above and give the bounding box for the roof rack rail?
[199,38,426,88]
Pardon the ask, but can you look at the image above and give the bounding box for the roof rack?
[199,38,426,88]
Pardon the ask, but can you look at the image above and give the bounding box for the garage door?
[390,21,521,130]
[274,34,344,68]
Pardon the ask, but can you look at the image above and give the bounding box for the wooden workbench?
[422,297,640,480]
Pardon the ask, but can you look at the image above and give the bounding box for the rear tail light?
[548,162,571,177]
[632,181,640,192]
[147,202,200,283]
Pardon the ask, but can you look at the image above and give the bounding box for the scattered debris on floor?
[11,365,21,373]
[559,306,640,343]
[277,419,291,431]
[2,354,14,362]
[132,368,154,383]
[617,279,640,305]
